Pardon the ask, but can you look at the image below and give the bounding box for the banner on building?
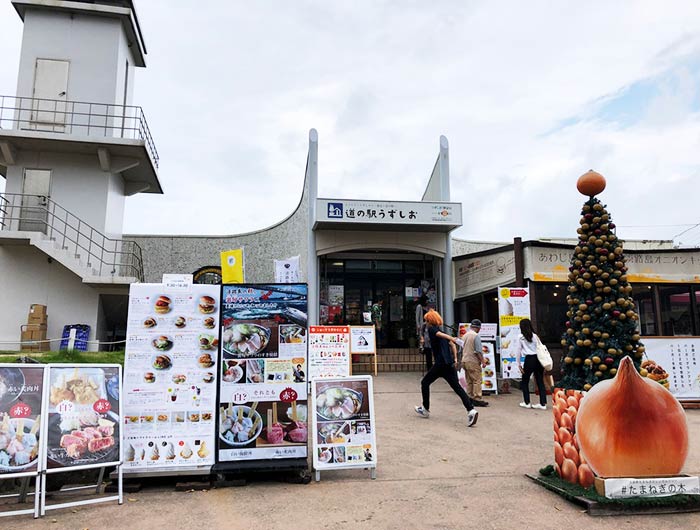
[221,248,245,284]
[274,255,301,284]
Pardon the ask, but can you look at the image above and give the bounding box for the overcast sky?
[2,1,700,246]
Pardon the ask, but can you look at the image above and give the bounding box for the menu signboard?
[123,284,219,473]
[43,365,121,470]
[497,287,531,379]
[311,376,377,480]
[309,326,351,379]
[457,323,498,393]
[0,365,45,477]
[218,284,308,463]
[643,337,700,401]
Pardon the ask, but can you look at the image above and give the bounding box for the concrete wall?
[0,245,101,350]
[128,175,310,283]
[5,151,123,236]
[17,9,122,104]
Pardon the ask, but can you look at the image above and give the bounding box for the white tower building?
[0,0,161,350]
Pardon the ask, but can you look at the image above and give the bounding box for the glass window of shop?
[534,284,568,343]
[319,255,436,347]
[659,285,696,336]
[631,284,657,336]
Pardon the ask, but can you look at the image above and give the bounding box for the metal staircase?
[0,192,143,283]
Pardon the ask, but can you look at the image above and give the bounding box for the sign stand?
[311,376,377,482]
[349,326,377,377]
[0,363,47,519]
[40,364,123,515]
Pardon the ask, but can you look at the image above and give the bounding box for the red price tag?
[279,387,298,403]
[10,403,32,418]
[93,399,112,413]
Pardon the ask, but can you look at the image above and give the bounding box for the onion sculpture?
[576,356,688,477]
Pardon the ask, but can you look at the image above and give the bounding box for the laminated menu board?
[218,284,308,462]
[43,365,121,471]
[312,376,377,475]
[643,337,700,400]
[480,342,498,393]
[0,364,46,477]
[122,284,219,473]
[309,326,351,379]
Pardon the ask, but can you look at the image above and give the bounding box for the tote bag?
[535,336,553,371]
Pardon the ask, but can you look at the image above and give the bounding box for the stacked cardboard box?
[21,304,48,351]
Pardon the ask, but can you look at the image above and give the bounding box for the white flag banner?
[274,255,301,283]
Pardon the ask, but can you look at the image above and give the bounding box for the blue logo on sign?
[328,202,343,218]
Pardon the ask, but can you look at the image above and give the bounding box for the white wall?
[0,245,100,351]
[17,10,121,104]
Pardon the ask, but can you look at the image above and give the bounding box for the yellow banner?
[220,248,245,284]
[500,315,526,327]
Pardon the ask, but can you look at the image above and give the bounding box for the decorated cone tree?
[559,170,645,391]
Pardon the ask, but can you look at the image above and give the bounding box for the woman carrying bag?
[513,318,549,410]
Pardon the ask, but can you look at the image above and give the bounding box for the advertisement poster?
[350,326,376,354]
[498,287,531,379]
[642,338,700,400]
[309,326,351,379]
[480,343,497,393]
[123,284,219,472]
[44,365,121,470]
[219,284,308,462]
[0,365,45,476]
[312,377,377,472]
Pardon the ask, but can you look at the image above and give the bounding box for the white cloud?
[1,0,699,245]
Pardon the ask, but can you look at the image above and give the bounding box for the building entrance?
[319,253,438,348]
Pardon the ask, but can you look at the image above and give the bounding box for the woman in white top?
[514,318,547,409]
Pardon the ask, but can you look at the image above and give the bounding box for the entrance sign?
[497,287,531,379]
[0,364,46,518]
[309,326,351,379]
[311,376,377,481]
[40,364,123,515]
[123,283,219,475]
[218,284,308,464]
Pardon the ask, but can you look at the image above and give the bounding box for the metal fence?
[0,95,159,168]
[0,192,144,281]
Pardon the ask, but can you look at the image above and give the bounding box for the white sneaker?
[414,405,430,418]
[467,409,479,427]
[532,404,547,410]
[519,402,532,409]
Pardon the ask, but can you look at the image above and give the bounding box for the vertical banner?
[498,287,531,379]
[308,326,351,379]
[219,284,308,462]
[312,376,377,476]
[221,248,245,284]
[123,284,219,473]
[274,255,301,284]
[0,365,45,477]
[44,365,121,470]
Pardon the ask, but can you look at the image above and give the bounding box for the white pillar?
[438,135,455,329]
[307,129,319,326]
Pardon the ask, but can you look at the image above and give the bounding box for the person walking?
[415,295,432,371]
[414,309,479,427]
[461,319,489,407]
[514,318,547,410]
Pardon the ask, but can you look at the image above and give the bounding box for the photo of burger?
[174,316,187,328]
[203,317,216,329]
[198,295,216,314]
[144,372,156,383]
[483,380,494,389]
[143,317,157,328]
[198,353,215,368]
[155,295,172,314]
[641,359,670,389]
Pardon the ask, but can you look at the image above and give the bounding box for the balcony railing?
[0,95,159,168]
[0,192,144,282]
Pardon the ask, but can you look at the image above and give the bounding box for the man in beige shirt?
[461,319,489,407]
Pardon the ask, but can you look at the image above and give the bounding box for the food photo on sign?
[45,366,120,469]
[0,366,44,474]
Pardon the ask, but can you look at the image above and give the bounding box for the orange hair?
[424,309,443,326]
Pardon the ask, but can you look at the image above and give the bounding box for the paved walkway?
[13,373,700,529]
